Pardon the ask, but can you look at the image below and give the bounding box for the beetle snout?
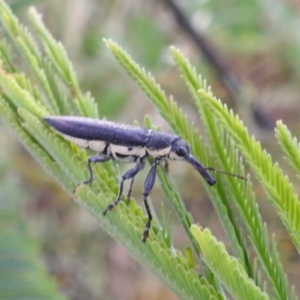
[186,155,216,186]
[207,177,216,186]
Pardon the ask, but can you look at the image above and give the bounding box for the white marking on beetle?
[110,144,146,156]
[88,140,106,152]
[109,144,146,163]
[146,146,172,158]
[61,134,89,148]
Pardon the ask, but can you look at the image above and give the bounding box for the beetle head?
[168,139,191,160]
[169,138,216,186]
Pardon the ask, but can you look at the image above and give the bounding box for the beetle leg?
[127,177,135,201]
[163,160,169,173]
[80,155,111,186]
[103,159,145,215]
[141,158,161,243]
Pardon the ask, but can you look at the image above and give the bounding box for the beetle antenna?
[204,167,247,181]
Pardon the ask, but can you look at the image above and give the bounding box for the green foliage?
[191,226,270,300]
[276,121,300,176]
[0,1,299,299]
[171,48,296,300]
[0,165,66,299]
[196,89,300,254]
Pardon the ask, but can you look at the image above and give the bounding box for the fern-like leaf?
[191,226,270,300]
[276,120,300,176]
[171,48,295,300]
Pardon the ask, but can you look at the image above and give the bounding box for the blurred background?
[1,0,300,299]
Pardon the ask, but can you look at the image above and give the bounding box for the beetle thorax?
[145,131,179,159]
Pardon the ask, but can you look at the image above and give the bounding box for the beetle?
[44,116,243,242]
